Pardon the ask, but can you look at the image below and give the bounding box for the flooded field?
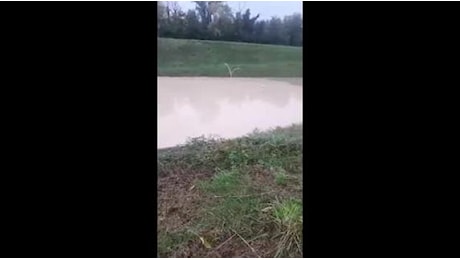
[158,77,303,149]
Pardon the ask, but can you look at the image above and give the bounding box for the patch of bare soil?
[173,232,279,258]
[205,235,278,258]
[248,165,302,199]
[158,168,212,232]
[157,168,224,258]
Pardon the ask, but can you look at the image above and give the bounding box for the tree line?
[158,1,302,46]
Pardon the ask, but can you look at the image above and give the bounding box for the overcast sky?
[175,1,303,21]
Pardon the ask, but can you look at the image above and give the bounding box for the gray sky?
[175,1,302,21]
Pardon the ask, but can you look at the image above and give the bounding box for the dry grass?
[158,124,303,257]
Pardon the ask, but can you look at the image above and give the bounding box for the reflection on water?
[158,77,302,149]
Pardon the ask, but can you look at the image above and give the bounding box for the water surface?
[158,77,302,149]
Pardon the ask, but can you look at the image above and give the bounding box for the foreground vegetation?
[158,124,303,257]
[158,38,302,77]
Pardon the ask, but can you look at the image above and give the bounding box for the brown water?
[158,77,303,149]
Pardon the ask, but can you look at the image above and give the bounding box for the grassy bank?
[158,38,302,77]
[158,124,303,257]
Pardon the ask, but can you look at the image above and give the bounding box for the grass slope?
[158,124,303,257]
[158,38,302,77]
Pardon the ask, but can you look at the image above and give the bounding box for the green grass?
[158,38,302,77]
[158,124,303,257]
[275,170,288,186]
[272,198,303,257]
[199,169,248,196]
[158,230,195,257]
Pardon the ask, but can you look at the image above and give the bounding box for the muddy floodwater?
[158,77,303,149]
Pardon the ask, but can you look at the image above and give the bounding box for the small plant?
[158,230,195,257]
[274,172,288,186]
[228,150,249,168]
[224,63,241,77]
[199,169,244,196]
[272,199,302,257]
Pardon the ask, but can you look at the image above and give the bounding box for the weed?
[272,198,303,257]
[199,169,248,196]
[158,230,195,257]
[224,63,241,77]
[228,149,250,168]
[208,196,265,236]
[274,171,288,186]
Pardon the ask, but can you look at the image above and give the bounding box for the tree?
[158,1,302,47]
[232,8,259,42]
[253,20,267,44]
[194,1,213,30]
[207,2,234,39]
[283,13,303,46]
[241,9,260,42]
[157,2,168,33]
[267,17,288,45]
[165,1,182,19]
[184,10,203,39]
[160,2,187,38]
